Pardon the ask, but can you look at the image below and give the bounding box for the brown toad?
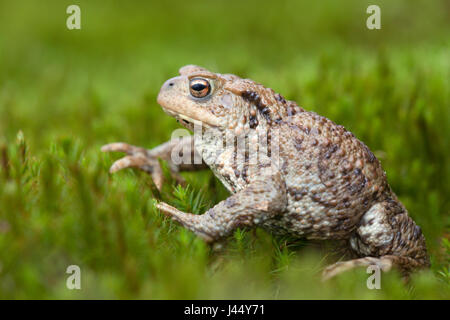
[101,65,430,279]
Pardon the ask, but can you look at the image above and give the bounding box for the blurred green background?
[0,0,448,299]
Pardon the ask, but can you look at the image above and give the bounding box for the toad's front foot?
[102,137,208,190]
[101,142,186,190]
[101,142,169,190]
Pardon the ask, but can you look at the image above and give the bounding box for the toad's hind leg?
[322,199,430,280]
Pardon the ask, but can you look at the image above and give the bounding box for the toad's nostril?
[161,77,178,91]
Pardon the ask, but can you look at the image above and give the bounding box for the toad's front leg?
[156,172,287,242]
[101,136,207,190]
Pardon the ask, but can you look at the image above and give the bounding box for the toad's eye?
[189,78,211,98]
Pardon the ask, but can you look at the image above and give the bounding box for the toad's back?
[260,108,389,239]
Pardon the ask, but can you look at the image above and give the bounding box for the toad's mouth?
[161,107,219,130]
[176,115,195,130]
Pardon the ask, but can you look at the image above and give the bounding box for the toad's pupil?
[192,83,206,91]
